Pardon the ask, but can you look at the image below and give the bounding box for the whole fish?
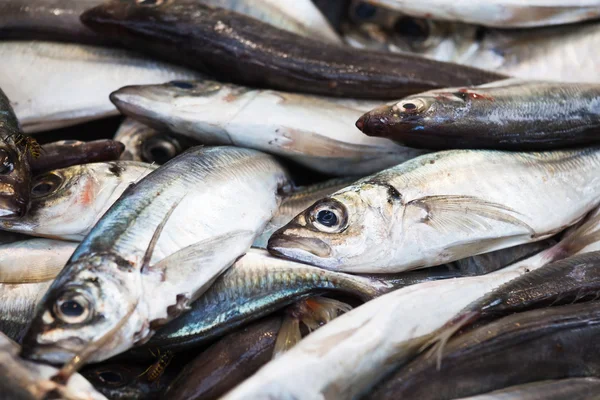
[455,378,600,400]
[0,41,201,133]
[369,302,600,399]
[365,0,600,28]
[0,0,106,44]
[81,1,505,100]
[147,249,391,350]
[31,140,125,175]
[357,80,600,150]
[201,0,341,43]
[269,148,600,273]
[22,147,290,363]
[0,281,51,342]
[0,161,157,241]
[114,119,199,164]
[111,80,427,175]
[0,332,106,400]
[0,87,31,219]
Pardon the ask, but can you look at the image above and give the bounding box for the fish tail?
[553,210,600,258]
[272,314,301,359]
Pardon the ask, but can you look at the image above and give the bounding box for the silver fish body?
[0,281,51,343]
[0,41,201,133]
[110,80,426,176]
[269,148,600,273]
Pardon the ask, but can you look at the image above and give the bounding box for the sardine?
[147,249,392,350]
[0,161,157,241]
[369,301,600,399]
[0,41,201,133]
[31,140,125,175]
[22,146,290,363]
[357,79,600,150]
[365,0,600,28]
[114,118,199,164]
[80,1,505,100]
[110,80,427,175]
[454,378,600,400]
[269,148,600,273]
[0,87,31,219]
[0,282,51,342]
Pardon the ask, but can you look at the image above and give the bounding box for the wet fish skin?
[0,161,157,241]
[110,80,427,175]
[81,1,505,100]
[0,87,31,219]
[148,249,392,350]
[454,378,600,400]
[268,148,600,273]
[114,118,199,164]
[0,41,201,133]
[0,281,51,343]
[369,301,600,399]
[31,139,125,175]
[165,316,282,400]
[22,147,290,364]
[357,80,600,150]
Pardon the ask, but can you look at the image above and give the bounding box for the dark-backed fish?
[31,140,125,175]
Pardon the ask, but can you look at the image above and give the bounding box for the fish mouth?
[268,234,332,259]
[20,342,77,365]
[0,195,28,219]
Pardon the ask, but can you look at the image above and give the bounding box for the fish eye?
[317,210,337,227]
[0,149,14,175]
[31,172,63,198]
[354,2,377,20]
[136,0,163,5]
[97,370,125,386]
[170,81,194,89]
[141,136,179,164]
[53,291,91,324]
[394,17,430,45]
[309,200,348,233]
[396,98,428,113]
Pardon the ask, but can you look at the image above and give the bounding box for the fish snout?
[268,233,332,260]
[0,194,29,219]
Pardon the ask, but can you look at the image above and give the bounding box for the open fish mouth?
[268,234,332,259]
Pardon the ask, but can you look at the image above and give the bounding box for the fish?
[0,87,31,219]
[368,301,600,399]
[147,249,392,350]
[365,0,600,28]
[0,41,201,133]
[453,378,600,400]
[0,0,108,44]
[356,79,600,150]
[0,331,107,400]
[22,146,290,363]
[268,148,600,273]
[0,161,157,241]
[80,1,506,100]
[114,118,199,164]
[200,0,341,43]
[0,281,51,343]
[110,80,427,176]
[31,139,125,175]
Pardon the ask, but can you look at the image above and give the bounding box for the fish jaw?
[0,146,30,219]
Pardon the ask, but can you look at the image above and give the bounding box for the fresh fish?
[147,249,392,350]
[357,80,600,150]
[201,0,341,43]
[0,41,201,133]
[0,332,107,400]
[0,87,31,219]
[22,147,290,363]
[365,0,600,28]
[81,1,505,100]
[454,378,600,400]
[0,281,51,342]
[0,161,157,241]
[369,301,600,399]
[0,238,76,283]
[111,80,427,175]
[255,178,358,248]
[114,118,199,164]
[269,148,600,273]
[81,360,176,400]
[31,140,125,175]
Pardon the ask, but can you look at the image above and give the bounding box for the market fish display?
[366,0,600,28]
[0,161,157,241]
[111,80,426,175]
[0,41,201,133]
[22,147,290,363]
[357,80,600,150]
[81,1,506,100]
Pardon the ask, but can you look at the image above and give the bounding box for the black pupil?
[403,103,417,110]
[171,81,194,89]
[394,17,430,42]
[60,300,84,317]
[0,150,14,175]
[355,3,377,19]
[316,210,338,227]
[32,182,53,196]
[139,0,159,4]
[98,371,123,385]
[149,144,173,164]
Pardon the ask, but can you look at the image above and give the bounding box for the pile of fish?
[1,0,600,399]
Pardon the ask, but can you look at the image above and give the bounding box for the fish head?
[268,183,399,271]
[0,145,30,219]
[21,255,146,364]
